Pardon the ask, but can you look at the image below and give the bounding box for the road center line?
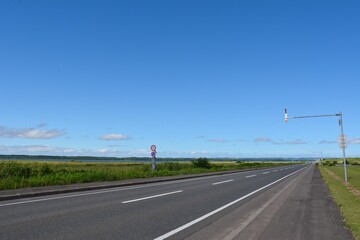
[246,174,256,178]
[122,190,183,204]
[154,167,306,240]
[262,172,269,175]
[212,179,234,185]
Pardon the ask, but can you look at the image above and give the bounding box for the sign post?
[150,145,157,171]
[338,114,348,181]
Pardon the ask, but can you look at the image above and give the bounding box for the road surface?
[0,164,353,240]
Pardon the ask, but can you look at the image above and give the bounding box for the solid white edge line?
[122,190,183,204]
[153,166,306,240]
[212,179,234,185]
[245,174,256,178]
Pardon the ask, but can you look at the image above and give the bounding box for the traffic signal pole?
[285,109,348,181]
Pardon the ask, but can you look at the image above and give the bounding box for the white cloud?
[97,149,110,153]
[0,145,223,158]
[319,140,337,144]
[319,137,360,145]
[0,125,65,139]
[18,129,63,139]
[191,151,209,155]
[254,137,273,143]
[207,138,228,143]
[348,137,360,144]
[0,145,73,154]
[253,137,307,145]
[99,133,131,141]
[0,145,136,157]
[37,123,48,128]
[107,144,126,147]
[273,139,308,145]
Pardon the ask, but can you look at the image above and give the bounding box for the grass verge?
[0,160,295,190]
[319,166,360,239]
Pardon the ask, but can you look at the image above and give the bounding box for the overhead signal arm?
[283,108,347,182]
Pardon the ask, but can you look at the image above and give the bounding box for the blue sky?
[0,0,359,158]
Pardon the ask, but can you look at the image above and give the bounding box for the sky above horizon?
[0,0,359,158]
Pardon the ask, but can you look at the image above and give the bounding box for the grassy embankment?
[319,158,360,240]
[0,159,295,190]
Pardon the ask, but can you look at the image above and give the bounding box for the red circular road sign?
[150,145,157,151]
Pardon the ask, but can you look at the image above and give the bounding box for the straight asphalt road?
[0,164,353,240]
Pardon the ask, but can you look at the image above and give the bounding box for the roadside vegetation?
[321,158,360,167]
[0,159,295,190]
[319,160,360,240]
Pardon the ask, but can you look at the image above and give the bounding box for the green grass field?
[321,158,360,167]
[0,160,295,190]
[319,165,360,240]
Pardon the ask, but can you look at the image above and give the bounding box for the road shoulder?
[182,165,354,240]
